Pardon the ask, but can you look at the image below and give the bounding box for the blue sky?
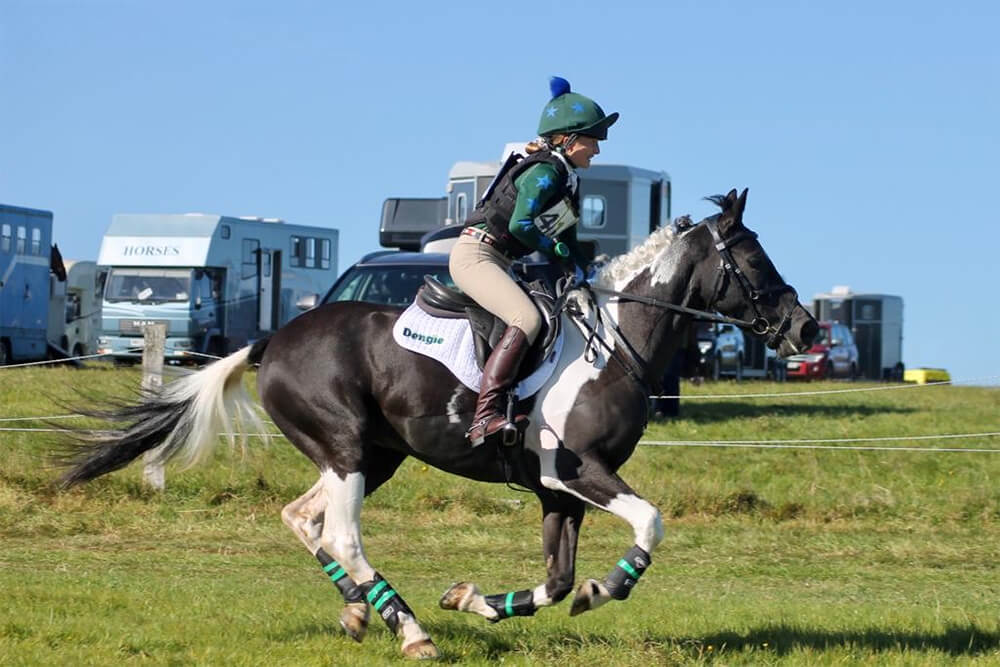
[2,1,997,383]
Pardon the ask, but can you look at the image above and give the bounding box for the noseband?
[703,217,797,349]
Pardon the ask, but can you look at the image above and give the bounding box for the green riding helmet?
[537,76,619,140]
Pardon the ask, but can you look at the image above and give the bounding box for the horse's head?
[693,188,817,356]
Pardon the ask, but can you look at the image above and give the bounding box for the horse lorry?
[96,213,338,362]
[1,204,61,364]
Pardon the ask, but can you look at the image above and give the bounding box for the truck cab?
[99,266,226,359]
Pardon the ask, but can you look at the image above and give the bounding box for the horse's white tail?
[158,345,267,467]
[58,345,266,487]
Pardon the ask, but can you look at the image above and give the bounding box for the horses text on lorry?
[96,213,338,362]
[812,285,904,380]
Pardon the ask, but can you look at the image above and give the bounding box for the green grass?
[2,366,1000,665]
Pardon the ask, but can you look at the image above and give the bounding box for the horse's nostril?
[799,320,818,346]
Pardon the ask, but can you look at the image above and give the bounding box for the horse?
[57,188,818,660]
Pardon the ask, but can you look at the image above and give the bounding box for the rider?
[449,76,618,447]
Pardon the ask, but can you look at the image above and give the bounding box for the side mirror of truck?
[296,293,318,311]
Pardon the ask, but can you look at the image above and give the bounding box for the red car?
[785,321,860,380]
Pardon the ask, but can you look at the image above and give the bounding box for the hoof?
[569,578,608,617]
[402,638,439,660]
[339,601,369,643]
[439,582,478,612]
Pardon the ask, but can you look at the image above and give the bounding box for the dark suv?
[322,251,455,306]
[321,249,560,308]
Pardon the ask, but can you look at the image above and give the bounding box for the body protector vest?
[464,150,580,259]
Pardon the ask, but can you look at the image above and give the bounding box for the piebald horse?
[59,189,817,659]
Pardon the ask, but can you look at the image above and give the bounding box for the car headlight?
[698,341,712,353]
[806,354,826,363]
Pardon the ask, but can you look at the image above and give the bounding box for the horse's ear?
[718,189,742,232]
[735,188,749,222]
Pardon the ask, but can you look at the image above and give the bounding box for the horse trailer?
[96,213,338,362]
[0,204,60,364]
[380,142,671,258]
[48,260,104,358]
[812,287,904,380]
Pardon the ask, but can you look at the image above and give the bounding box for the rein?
[550,217,800,392]
[588,285,758,329]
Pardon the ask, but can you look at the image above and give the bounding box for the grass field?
[2,365,1000,665]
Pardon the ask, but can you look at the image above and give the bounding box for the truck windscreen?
[105,268,192,303]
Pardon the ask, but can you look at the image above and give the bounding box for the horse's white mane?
[594,224,679,289]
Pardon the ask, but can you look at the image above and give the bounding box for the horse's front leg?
[538,446,664,616]
[440,493,586,621]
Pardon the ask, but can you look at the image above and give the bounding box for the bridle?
[702,216,799,350]
[557,217,803,392]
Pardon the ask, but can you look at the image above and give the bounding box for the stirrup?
[465,415,527,448]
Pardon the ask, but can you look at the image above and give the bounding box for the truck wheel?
[849,363,858,381]
[735,355,744,382]
[0,340,9,366]
[711,355,721,381]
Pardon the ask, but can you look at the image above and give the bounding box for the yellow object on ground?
[904,368,951,384]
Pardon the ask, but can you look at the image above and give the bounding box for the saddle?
[415,276,561,382]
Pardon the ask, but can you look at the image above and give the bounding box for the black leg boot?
[466,326,529,447]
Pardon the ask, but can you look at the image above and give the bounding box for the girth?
[416,276,561,379]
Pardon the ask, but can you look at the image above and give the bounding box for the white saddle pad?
[392,303,563,397]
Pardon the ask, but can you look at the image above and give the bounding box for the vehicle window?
[242,239,259,279]
[305,238,316,268]
[582,195,606,229]
[829,325,841,345]
[814,327,830,345]
[326,269,370,302]
[324,265,455,307]
[0,224,9,252]
[193,269,221,301]
[320,238,332,269]
[65,293,81,323]
[105,268,192,302]
[455,193,468,225]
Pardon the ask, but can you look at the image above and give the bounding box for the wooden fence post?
[141,323,167,490]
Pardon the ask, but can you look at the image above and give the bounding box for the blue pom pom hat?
[536,76,619,140]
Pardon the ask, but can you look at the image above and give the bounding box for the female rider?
[450,76,618,446]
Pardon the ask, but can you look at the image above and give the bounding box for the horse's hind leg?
[441,494,586,622]
[319,468,439,660]
[281,478,370,642]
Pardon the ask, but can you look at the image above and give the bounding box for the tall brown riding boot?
[466,326,530,447]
